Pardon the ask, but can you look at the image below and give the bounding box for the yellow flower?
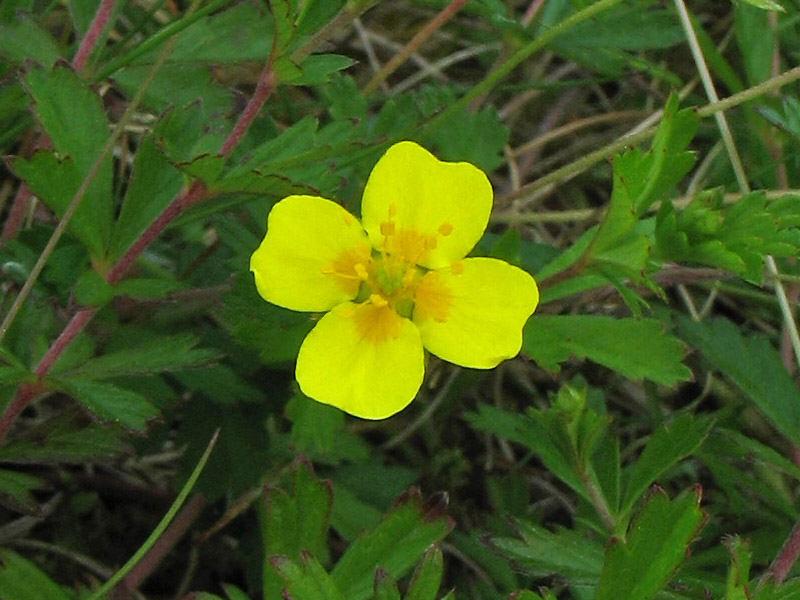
[250,141,539,419]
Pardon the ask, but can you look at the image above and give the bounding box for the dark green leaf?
[21,63,113,258]
[724,537,751,600]
[405,546,444,600]
[621,414,713,517]
[0,549,72,600]
[59,378,160,431]
[271,554,346,600]
[74,269,114,307]
[374,569,401,600]
[286,393,346,459]
[594,487,706,600]
[0,13,60,65]
[492,519,604,580]
[65,334,219,379]
[262,460,333,600]
[523,315,691,385]
[676,317,800,447]
[331,489,454,600]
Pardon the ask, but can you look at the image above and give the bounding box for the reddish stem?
[0,185,32,241]
[0,57,277,443]
[72,0,117,71]
[218,62,276,158]
[108,493,207,600]
[766,518,800,585]
[2,0,118,241]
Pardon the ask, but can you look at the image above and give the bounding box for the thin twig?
[362,0,470,95]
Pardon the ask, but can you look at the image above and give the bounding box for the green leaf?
[736,0,784,11]
[109,133,185,260]
[724,537,751,600]
[676,317,800,448]
[0,469,47,514]
[466,403,587,502]
[0,413,129,463]
[492,519,604,581]
[374,569,401,600]
[21,63,113,258]
[74,269,114,307]
[286,393,346,459]
[523,315,691,385]
[0,549,72,600]
[594,487,706,600]
[655,191,800,283]
[271,554,346,600]
[331,489,454,600]
[65,334,219,379]
[59,379,160,432]
[262,460,334,600]
[405,546,444,600]
[620,414,713,518]
[8,151,108,259]
[0,13,61,65]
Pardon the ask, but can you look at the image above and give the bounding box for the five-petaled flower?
[250,141,539,419]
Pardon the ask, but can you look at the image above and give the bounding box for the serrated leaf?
[724,537,751,600]
[21,63,113,258]
[405,546,444,600]
[64,334,219,379]
[492,519,604,580]
[677,316,800,447]
[0,412,129,463]
[331,489,454,600]
[262,460,333,600]
[286,393,345,459]
[0,549,72,600]
[0,13,60,65]
[594,487,706,600]
[271,554,346,600]
[523,315,691,385]
[621,414,713,518]
[59,379,160,431]
[655,191,800,283]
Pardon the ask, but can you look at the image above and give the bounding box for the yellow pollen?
[369,293,388,308]
[388,203,397,218]
[451,260,464,275]
[438,222,453,236]
[354,263,369,280]
[380,221,395,236]
[424,235,438,251]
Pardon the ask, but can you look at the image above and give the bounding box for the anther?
[438,222,454,236]
[354,263,369,280]
[380,221,395,236]
[451,260,464,275]
[369,294,388,308]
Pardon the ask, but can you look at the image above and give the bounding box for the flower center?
[322,205,457,343]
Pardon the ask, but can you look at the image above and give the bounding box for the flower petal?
[413,257,539,368]
[361,141,492,269]
[296,302,425,419]
[250,195,371,312]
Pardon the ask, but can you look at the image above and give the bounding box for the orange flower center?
[322,205,459,343]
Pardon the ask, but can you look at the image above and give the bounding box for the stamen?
[369,294,388,308]
[424,235,438,251]
[451,260,464,275]
[380,221,395,236]
[388,203,397,218]
[354,263,369,280]
[320,262,335,275]
[438,222,454,236]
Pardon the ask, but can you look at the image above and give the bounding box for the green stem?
[87,429,219,600]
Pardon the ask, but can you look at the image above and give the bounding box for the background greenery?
[2,0,800,598]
